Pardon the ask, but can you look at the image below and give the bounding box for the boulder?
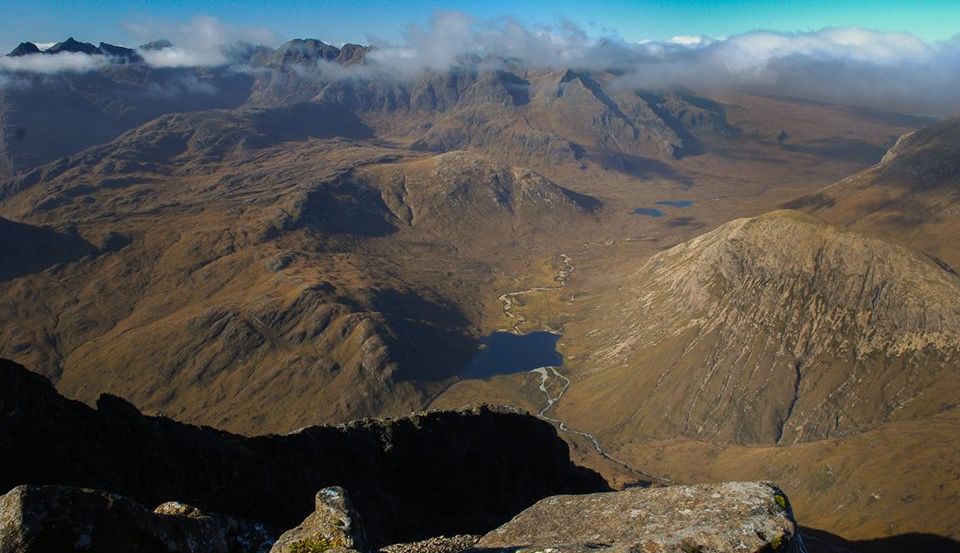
[477,481,806,553]
[154,502,275,553]
[0,485,274,553]
[270,487,365,553]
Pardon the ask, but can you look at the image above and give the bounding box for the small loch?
[464,331,563,378]
[656,200,695,208]
[632,207,665,217]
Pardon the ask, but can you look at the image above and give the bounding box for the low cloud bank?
[359,12,960,115]
[613,28,960,115]
[2,11,958,115]
[125,16,279,68]
[0,51,108,73]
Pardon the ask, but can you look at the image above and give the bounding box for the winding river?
[495,254,660,480]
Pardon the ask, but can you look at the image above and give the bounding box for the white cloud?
[0,52,108,73]
[124,16,280,68]
[670,35,711,46]
[2,13,959,115]
[612,28,960,114]
[139,46,226,68]
[264,14,959,114]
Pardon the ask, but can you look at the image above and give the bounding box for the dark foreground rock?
[0,485,273,553]
[477,481,806,553]
[0,359,607,548]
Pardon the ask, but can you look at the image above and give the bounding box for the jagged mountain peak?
[6,42,41,57]
[271,38,367,66]
[5,37,142,61]
[46,37,100,55]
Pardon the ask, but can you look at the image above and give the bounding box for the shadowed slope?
[0,359,608,548]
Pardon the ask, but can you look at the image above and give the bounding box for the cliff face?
[0,359,607,548]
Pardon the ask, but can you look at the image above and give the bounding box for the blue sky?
[2,0,959,53]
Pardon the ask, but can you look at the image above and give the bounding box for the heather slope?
[562,210,960,445]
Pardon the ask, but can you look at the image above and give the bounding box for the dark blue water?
[656,200,695,208]
[464,331,563,378]
[633,207,665,217]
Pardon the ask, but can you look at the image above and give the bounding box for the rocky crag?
[0,359,606,548]
[0,480,805,553]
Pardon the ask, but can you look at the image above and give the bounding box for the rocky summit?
[478,482,805,553]
[0,358,811,553]
[0,359,606,548]
[0,481,806,553]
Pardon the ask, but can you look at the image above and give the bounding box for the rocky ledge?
[478,481,806,553]
[0,359,605,547]
[0,481,804,553]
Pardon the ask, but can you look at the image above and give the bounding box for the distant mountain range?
[7,37,142,61]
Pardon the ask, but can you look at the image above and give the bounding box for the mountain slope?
[786,115,960,266]
[0,110,599,433]
[561,210,960,445]
[0,63,255,173]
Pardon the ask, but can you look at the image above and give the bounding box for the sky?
[2,0,959,53]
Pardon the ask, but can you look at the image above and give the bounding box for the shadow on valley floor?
[0,217,98,281]
[561,187,604,212]
[783,137,887,165]
[803,527,960,553]
[593,151,695,188]
[292,174,398,237]
[662,216,705,229]
[252,101,374,142]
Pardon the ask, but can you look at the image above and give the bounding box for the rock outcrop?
[0,481,808,553]
[0,485,273,553]
[269,487,366,553]
[477,481,805,553]
[0,359,607,548]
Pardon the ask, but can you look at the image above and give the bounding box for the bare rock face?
[270,487,366,553]
[477,482,805,553]
[0,485,273,553]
